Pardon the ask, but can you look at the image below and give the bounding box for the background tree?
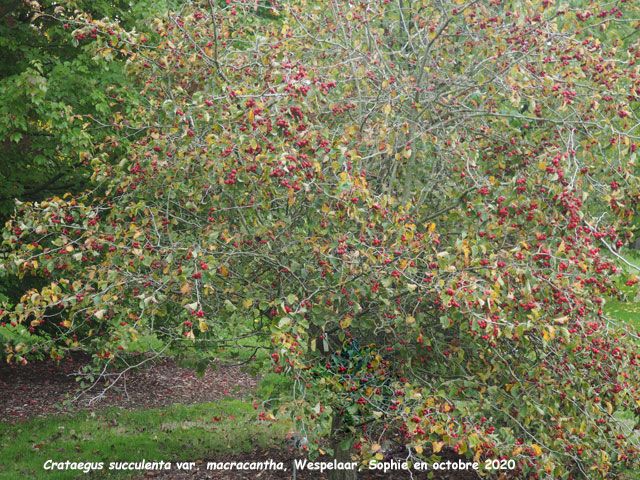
[0,0,178,304]
[2,1,640,479]
[0,0,130,219]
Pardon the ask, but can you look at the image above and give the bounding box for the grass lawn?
[604,250,640,330]
[604,298,640,330]
[0,398,288,480]
[603,250,640,331]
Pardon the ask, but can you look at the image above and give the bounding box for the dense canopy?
[3,0,640,478]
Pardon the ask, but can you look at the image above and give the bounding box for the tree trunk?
[328,414,357,480]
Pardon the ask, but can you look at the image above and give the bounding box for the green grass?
[604,250,640,331]
[0,398,289,480]
[604,299,640,330]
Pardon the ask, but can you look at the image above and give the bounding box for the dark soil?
[0,354,257,421]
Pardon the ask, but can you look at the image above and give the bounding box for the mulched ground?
[0,356,482,479]
[0,354,257,421]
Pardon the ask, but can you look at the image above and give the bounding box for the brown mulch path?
[0,354,258,421]
[0,357,481,479]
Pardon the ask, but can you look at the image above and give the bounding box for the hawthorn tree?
[2,0,640,478]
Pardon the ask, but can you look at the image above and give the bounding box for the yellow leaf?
[199,319,209,332]
[538,161,547,171]
[181,283,192,295]
[372,443,382,453]
[531,444,542,456]
[457,441,467,455]
[547,326,555,340]
[432,441,444,453]
[242,298,252,309]
[340,316,352,329]
[220,265,229,277]
[62,320,72,328]
[474,448,482,462]
[66,245,74,252]
[383,104,391,115]
[415,445,423,454]
[406,315,415,325]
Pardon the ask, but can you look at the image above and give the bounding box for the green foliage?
[256,372,294,403]
[0,0,148,310]
[3,0,640,478]
[0,0,133,219]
